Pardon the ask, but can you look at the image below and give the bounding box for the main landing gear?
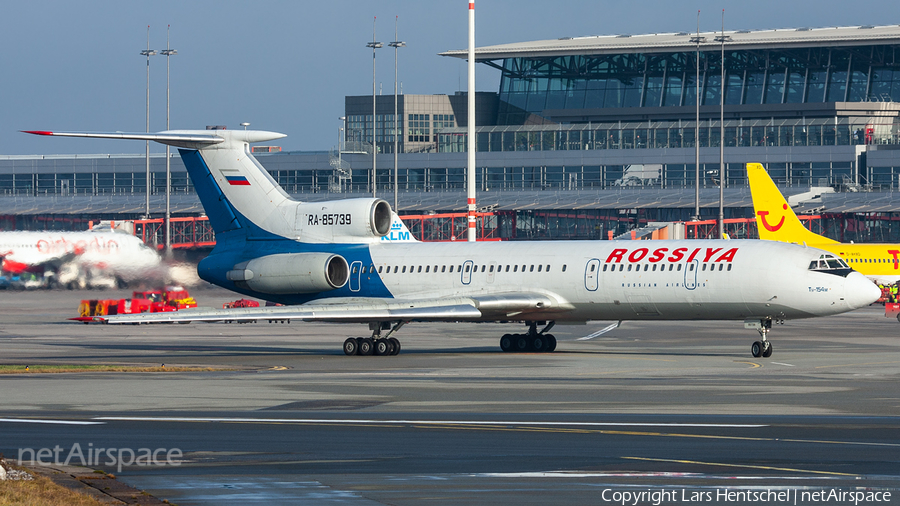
[747,318,776,358]
[343,321,405,356]
[500,321,558,353]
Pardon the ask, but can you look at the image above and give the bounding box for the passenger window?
[677,264,682,271]
[352,265,358,274]
[442,266,446,273]
[450,266,455,273]
[652,264,657,271]
[727,264,732,271]
[425,266,430,273]
[602,265,607,272]
[402,266,407,273]
[619,264,624,271]
[643,264,649,271]
[522,265,526,272]
[668,264,673,271]
[506,265,510,272]
[514,265,518,272]
[702,264,706,271]
[465,265,470,273]
[562,265,567,272]
[393,266,398,273]
[718,264,724,271]
[627,265,632,272]
[689,264,695,271]
[546,265,550,271]
[530,265,535,272]
[538,265,542,272]
[481,265,486,273]
[490,265,494,273]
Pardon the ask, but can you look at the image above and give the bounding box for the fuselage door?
[684,259,698,290]
[584,258,600,291]
[461,260,474,285]
[349,260,362,292]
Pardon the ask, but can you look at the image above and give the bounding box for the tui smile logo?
[757,204,788,232]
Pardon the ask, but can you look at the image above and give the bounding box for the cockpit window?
[809,254,852,277]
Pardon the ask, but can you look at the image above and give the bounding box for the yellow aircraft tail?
[746,163,837,245]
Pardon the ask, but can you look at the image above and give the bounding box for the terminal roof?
[441,25,900,60]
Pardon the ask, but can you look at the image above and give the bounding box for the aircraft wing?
[92,292,571,324]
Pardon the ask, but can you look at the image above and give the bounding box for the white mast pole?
[467,0,477,242]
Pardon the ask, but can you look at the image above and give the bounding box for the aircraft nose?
[844,272,882,309]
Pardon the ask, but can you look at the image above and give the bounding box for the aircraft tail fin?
[25,129,292,237]
[746,163,837,245]
[380,212,420,243]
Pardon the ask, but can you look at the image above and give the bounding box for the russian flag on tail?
[226,175,251,186]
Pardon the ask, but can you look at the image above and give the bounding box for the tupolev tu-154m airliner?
[26,129,880,358]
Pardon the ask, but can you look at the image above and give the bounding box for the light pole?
[366,17,382,198]
[161,26,177,256]
[690,11,704,221]
[389,17,406,212]
[715,10,731,239]
[140,27,157,220]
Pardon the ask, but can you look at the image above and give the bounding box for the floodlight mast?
[366,17,383,198]
[389,18,406,213]
[140,27,157,221]
[161,26,177,255]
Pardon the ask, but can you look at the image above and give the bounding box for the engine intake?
[226,253,349,294]
[295,198,392,242]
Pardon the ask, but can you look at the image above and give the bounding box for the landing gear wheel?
[546,334,557,352]
[359,338,374,356]
[531,335,546,352]
[751,341,763,358]
[374,339,391,356]
[762,342,773,358]
[515,335,530,352]
[342,338,359,356]
[388,337,401,355]
[500,334,514,353]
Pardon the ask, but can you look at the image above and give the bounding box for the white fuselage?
[0,231,160,282]
[356,239,876,322]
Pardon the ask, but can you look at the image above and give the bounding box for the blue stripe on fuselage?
[200,238,394,305]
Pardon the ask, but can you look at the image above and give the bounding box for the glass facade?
[496,46,900,124]
[437,117,898,153]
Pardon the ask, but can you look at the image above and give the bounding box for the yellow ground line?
[815,360,900,369]
[622,456,857,477]
[734,361,762,368]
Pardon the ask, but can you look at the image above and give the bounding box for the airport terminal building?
[3,24,900,242]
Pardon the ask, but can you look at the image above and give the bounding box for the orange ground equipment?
[73,286,197,322]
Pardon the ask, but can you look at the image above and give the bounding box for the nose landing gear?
[746,318,777,358]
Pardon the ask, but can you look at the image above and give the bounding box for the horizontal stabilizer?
[23,129,286,150]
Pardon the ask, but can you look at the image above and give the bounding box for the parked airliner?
[0,230,160,288]
[26,129,880,358]
[748,163,900,285]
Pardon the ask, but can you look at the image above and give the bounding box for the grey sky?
[3,0,897,155]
